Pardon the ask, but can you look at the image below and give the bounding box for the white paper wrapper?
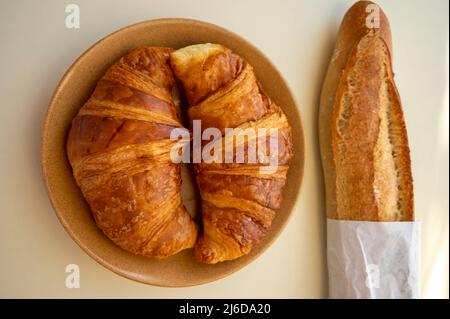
[327,219,420,299]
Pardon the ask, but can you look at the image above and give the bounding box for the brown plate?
[41,18,305,287]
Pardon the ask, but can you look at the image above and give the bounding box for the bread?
[170,44,293,263]
[319,1,414,221]
[66,47,198,258]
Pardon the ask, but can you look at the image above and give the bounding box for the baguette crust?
[319,1,414,221]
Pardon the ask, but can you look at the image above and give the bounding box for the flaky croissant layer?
[170,43,293,264]
[67,47,198,258]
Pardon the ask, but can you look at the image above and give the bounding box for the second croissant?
[170,44,293,264]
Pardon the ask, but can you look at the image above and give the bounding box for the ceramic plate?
[41,18,305,286]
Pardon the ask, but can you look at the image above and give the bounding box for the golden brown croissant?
[170,44,293,263]
[66,47,198,258]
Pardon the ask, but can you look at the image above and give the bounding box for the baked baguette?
[66,47,198,258]
[170,44,293,263]
[319,1,414,221]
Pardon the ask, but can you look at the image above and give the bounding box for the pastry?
[170,44,293,263]
[66,47,198,258]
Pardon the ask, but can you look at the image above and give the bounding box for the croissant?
[170,44,293,263]
[66,47,198,258]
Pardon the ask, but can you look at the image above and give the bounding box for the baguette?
[319,1,414,221]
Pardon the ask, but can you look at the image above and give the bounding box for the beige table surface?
[0,0,448,298]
